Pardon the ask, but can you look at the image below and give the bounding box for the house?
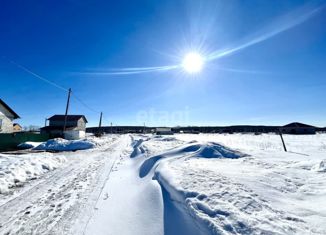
[156,127,173,135]
[0,99,20,133]
[41,115,88,139]
[280,122,316,135]
[13,123,22,132]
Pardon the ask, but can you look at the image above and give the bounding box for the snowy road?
[0,136,123,234]
[84,135,204,235]
[0,135,202,235]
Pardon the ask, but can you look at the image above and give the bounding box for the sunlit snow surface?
[0,134,325,235]
[152,134,326,234]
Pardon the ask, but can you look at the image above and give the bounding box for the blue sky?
[1,0,325,127]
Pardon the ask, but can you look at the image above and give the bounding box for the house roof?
[283,122,316,128]
[48,115,88,123]
[0,99,20,119]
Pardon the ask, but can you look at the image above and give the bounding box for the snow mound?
[139,142,244,178]
[0,153,66,194]
[34,138,95,151]
[312,160,326,172]
[17,141,42,149]
[131,139,146,158]
[193,142,246,159]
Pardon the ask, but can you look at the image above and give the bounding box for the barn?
[280,122,316,135]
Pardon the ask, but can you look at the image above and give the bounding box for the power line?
[7,58,104,118]
[71,92,101,114]
[9,60,68,92]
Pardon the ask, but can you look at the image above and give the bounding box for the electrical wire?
[7,59,103,118]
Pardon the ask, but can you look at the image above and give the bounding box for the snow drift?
[149,135,326,235]
[34,138,95,151]
[312,159,326,172]
[17,141,42,149]
[0,153,66,194]
[139,142,245,178]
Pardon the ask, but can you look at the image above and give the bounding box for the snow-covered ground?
[0,153,66,194]
[0,133,325,234]
[154,134,326,234]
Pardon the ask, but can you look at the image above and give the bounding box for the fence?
[0,132,50,152]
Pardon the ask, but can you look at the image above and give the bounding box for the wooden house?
[41,115,88,139]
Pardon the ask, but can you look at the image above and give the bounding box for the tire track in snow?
[0,136,123,235]
[83,135,164,235]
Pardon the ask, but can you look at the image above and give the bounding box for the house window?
[0,119,2,130]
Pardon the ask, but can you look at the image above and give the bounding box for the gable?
[0,99,20,119]
[0,103,15,119]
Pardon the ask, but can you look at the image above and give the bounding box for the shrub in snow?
[34,138,95,151]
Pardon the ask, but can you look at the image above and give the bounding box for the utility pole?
[111,122,113,134]
[98,112,103,129]
[279,130,287,152]
[97,112,103,137]
[63,88,72,132]
[143,122,146,134]
[45,118,48,127]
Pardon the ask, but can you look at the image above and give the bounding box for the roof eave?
[0,99,20,119]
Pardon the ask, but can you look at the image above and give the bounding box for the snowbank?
[17,141,42,149]
[34,138,95,151]
[139,141,245,178]
[151,135,326,234]
[0,153,66,194]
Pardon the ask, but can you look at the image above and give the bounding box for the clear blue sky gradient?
[1,0,325,127]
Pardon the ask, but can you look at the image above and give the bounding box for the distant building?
[280,122,316,135]
[41,115,88,139]
[13,123,22,132]
[0,99,20,133]
[156,127,173,135]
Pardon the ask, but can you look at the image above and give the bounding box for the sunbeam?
[78,4,323,76]
[81,65,179,75]
[206,5,323,61]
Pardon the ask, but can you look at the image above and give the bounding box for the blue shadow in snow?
[161,186,204,235]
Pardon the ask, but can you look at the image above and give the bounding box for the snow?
[0,153,66,194]
[312,159,326,172]
[152,134,326,234]
[0,133,325,234]
[83,135,164,235]
[34,138,95,151]
[17,141,42,149]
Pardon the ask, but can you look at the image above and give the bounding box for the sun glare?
[182,52,204,74]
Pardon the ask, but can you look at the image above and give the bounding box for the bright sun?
[182,52,204,74]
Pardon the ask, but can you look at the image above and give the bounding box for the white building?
[156,127,174,135]
[0,99,20,133]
